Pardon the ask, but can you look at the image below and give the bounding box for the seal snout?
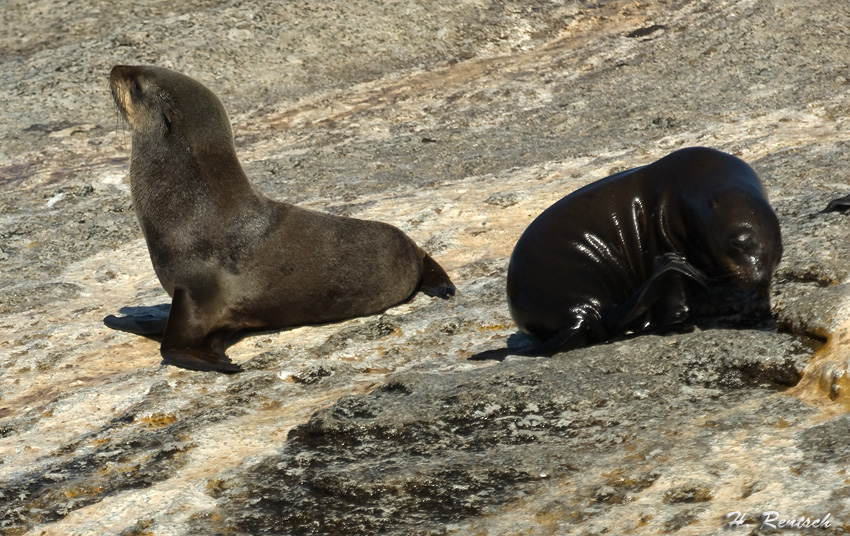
[109,65,148,126]
[109,66,132,121]
[726,251,779,296]
[110,64,130,80]
[110,64,144,82]
[738,265,772,293]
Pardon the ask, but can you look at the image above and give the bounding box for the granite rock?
[2,0,850,534]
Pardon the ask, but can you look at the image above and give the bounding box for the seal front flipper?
[606,253,706,331]
[160,347,242,373]
[104,313,168,336]
[159,288,242,373]
[823,194,850,213]
[418,253,456,299]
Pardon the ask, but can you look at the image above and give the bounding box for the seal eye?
[729,233,752,252]
[162,110,172,131]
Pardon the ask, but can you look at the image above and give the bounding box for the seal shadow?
[103,287,455,367]
[469,332,538,362]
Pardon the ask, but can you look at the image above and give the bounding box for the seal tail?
[418,253,456,299]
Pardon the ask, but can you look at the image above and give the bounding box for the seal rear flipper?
[104,313,168,336]
[470,319,591,361]
[606,253,706,331]
[419,253,456,299]
[529,320,593,357]
[159,287,243,373]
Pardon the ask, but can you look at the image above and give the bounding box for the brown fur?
[106,65,455,372]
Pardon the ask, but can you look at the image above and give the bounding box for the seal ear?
[130,79,144,101]
[162,108,174,131]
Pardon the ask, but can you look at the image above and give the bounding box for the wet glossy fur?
[480,147,782,359]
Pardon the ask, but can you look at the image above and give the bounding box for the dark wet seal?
[106,65,455,373]
[473,147,783,360]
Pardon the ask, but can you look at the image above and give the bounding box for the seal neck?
[130,136,258,224]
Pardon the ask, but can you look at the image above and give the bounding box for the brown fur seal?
[106,65,455,373]
[475,147,782,359]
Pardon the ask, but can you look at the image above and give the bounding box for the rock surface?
[2,0,850,534]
